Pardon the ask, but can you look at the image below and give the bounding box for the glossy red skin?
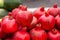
[0,27,6,38]
[12,5,27,18]
[2,15,10,21]
[30,28,47,40]
[48,29,60,40]
[1,17,18,33]
[55,15,60,29]
[13,31,30,40]
[0,20,6,38]
[48,7,59,17]
[16,11,33,27]
[28,16,37,29]
[34,7,45,19]
[12,8,20,18]
[38,14,55,30]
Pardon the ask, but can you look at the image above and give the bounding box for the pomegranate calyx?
[22,6,27,11]
[52,28,57,34]
[18,5,23,9]
[8,12,12,16]
[45,12,49,16]
[40,6,44,11]
[18,5,27,11]
[53,3,57,8]
[8,12,13,20]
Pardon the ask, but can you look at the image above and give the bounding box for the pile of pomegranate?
[0,4,60,40]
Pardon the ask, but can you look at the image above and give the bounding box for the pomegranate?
[12,5,27,18]
[0,27,6,38]
[28,16,37,29]
[48,28,60,40]
[30,26,47,40]
[13,27,30,40]
[1,12,18,33]
[38,12,55,30]
[0,19,6,38]
[34,6,45,19]
[48,3,59,17]
[15,9,33,27]
[55,9,60,29]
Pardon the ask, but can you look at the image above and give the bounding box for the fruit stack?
[0,4,60,40]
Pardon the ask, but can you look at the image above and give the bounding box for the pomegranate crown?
[18,5,27,11]
[8,12,12,16]
[52,28,58,34]
[53,3,58,8]
[45,11,49,16]
[40,6,44,11]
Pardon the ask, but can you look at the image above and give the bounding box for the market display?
[0,4,60,40]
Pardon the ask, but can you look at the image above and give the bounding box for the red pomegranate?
[38,12,55,30]
[0,27,6,38]
[2,12,12,21]
[12,5,27,18]
[0,18,6,38]
[13,27,30,40]
[1,12,18,33]
[34,6,45,19]
[15,9,33,27]
[30,26,47,40]
[55,9,60,29]
[48,3,59,17]
[48,28,60,40]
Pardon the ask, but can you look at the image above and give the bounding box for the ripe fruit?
[48,28,60,40]
[48,3,59,17]
[55,9,60,29]
[12,5,27,18]
[1,12,18,33]
[0,27,6,38]
[0,18,6,38]
[12,8,20,18]
[38,12,55,30]
[30,26,47,40]
[13,27,30,40]
[34,6,45,19]
[15,9,33,27]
